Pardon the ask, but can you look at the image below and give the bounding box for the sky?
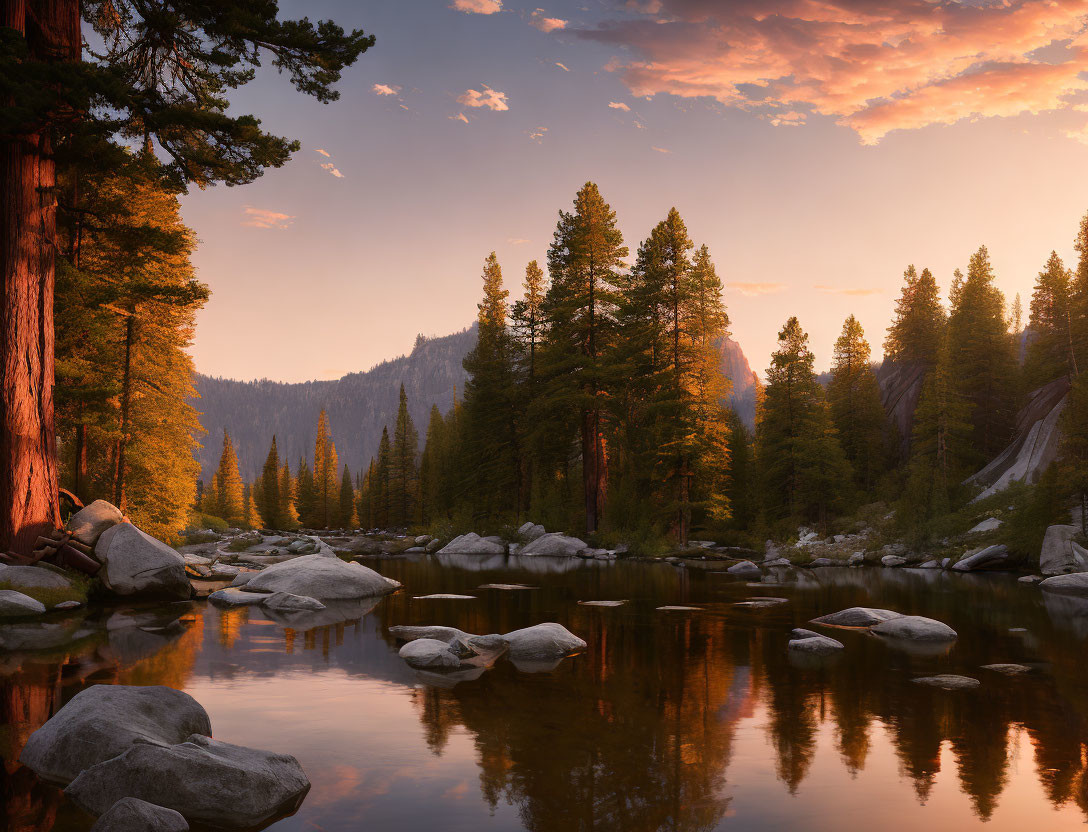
[182,0,1088,383]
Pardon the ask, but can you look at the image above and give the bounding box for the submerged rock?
[245,554,399,600]
[437,533,506,555]
[90,797,189,832]
[412,594,476,600]
[0,590,46,617]
[399,638,464,670]
[519,533,588,557]
[811,607,902,628]
[503,622,586,663]
[952,544,1008,572]
[1039,572,1088,597]
[207,588,268,607]
[871,615,957,642]
[65,734,310,830]
[578,600,625,606]
[734,597,789,609]
[67,499,124,546]
[20,685,211,785]
[94,524,191,601]
[1040,525,1088,576]
[260,591,326,612]
[981,663,1032,675]
[911,674,980,690]
[788,630,844,655]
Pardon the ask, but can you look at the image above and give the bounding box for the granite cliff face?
[193,327,762,481]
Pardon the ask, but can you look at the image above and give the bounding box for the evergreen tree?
[279,461,299,530]
[374,428,392,529]
[339,466,358,529]
[1024,251,1076,387]
[418,405,446,525]
[213,432,245,527]
[389,385,420,527]
[757,318,851,526]
[540,183,628,533]
[947,246,1019,467]
[884,265,945,368]
[243,482,262,530]
[1071,210,1088,371]
[462,253,522,521]
[1,0,373,555]
[312,410,339,527]
[256,436,282,529]
[724,410,756,529]
[827,316,888,491]
[511,260,548,383]
[296,456,316,529]
[1061,373,1088,536]
[1011,293,1023,335]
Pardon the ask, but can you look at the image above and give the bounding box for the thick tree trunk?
[0,0,79,555]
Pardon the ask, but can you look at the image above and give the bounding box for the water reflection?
[1,560,1088,830]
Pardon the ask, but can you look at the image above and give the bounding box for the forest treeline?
[57,175,1088,549]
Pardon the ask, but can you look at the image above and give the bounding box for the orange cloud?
[242,207,294,230]
[578,0,1088,143]
[457,85,510,111]
[451,0,501,13]
[530,9,567,32]
[727,281,786,296]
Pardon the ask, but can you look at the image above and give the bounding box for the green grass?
[0,572,90,608]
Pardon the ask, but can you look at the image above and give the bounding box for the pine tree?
[724,410,755,529]
[256,436,282,529]
[279,461,299,530]
[828,316,888,491]
[296,456,316,529]
[757,317,852,526]
[1011,293,1023,335]
[243,482,262,530]
[339,466,358,529]
[462,253,522,521]
[311,410,339,527]
[1071,211,1088,371]
[540,183,629,533]
[213,432,245,527]
[418,405,446,525]
[947,246,1019,467]
[374,428,392,529]
[389,385,420,527]
[1061,373,1088,536]
[1024,251,1076,387]
[511,260,548,383]
[884,265,945,368]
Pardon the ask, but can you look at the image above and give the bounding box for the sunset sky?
[182,0,1088,382]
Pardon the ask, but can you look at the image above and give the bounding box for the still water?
[4,555,1088,831]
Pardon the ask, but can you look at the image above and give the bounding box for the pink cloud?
[372,83,400,96]
[727,281,786,296]
[242,206,294,230]
[457,86,510,111]
[451,0,501,13]
[609,101,631,111]
[530,9,567,32]
[577,0,1088,143]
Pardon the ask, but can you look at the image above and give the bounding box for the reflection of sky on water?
[5,558,1088,831]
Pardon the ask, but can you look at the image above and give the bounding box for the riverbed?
[3,555,1088,831]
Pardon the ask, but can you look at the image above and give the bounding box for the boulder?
[228,571,256,587]
[437,533,506,555]
[1039,572,1088,597]
[389,624,468,643]
[94,524,191,601]
[207,588,268,607]
[1040,525,1088,576]
[519,533,588,557]
[811,607,902,628]
[0,563,78,592]
[911,674,980,690]
[0,590,46,617]
[65,734,310,830]
[726,560,761,577]
[90,798,189,832]
[917,560,941,569]
[788,631,844,655]
[763,557,792,567]
[245,555,399,600]
[981,663,1032,675]
[871,615,957,642]
[19,685,211,785]
[424,539,442,553]
[399,638,463,670]
[67,499,124,546]
[952,544,1008,572]
[502,622,586,664]
[848,552,865,566]
[260,592,326,612]
[967,517,1002,534]
[285,539,316,555]
[1019,574,1043,584]
[414,535,431,545]
[881,555,907,568]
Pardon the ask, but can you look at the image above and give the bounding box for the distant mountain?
[192,325,760,481]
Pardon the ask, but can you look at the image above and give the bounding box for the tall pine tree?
[389,385,420,527]
[827,316,887,491]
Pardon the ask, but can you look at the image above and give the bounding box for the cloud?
[576,0,1088,144]
[726,281,786,296]
[528,126,548,142]
[651,145,671,153]
[450,112,470,123]
[1063,121,1088,145]
[320,162,344,178]
[450,0,501,13]
[314,148,331,157]
[508,237,531,245]
[242,206,294,230]
[530,9,567,32]
[372,83,400,96]
[457,85,510,111]
[609,101,631,111]
[814,284,882,296]
[556,62,570,71]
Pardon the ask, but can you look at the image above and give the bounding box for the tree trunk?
[0,0,79,555]
[113,312,135,511]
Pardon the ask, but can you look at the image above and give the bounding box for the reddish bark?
[0,0,79,554]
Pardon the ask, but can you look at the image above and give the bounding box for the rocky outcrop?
[1040,525,1088,576]
[966,377,1069,500]
[90,798,188,832]
[871,615,957,641]
[245,555,399,599]
[65,734,310,830]
[19,685,212,785]
[94,524,191,601]
[519,533,588,557]
[877,359,928,459]
[518,522,546,542]
[437,533,506,555]
[67,500,124,547]
[1040,573,1088,597]
[811,607,902,627]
